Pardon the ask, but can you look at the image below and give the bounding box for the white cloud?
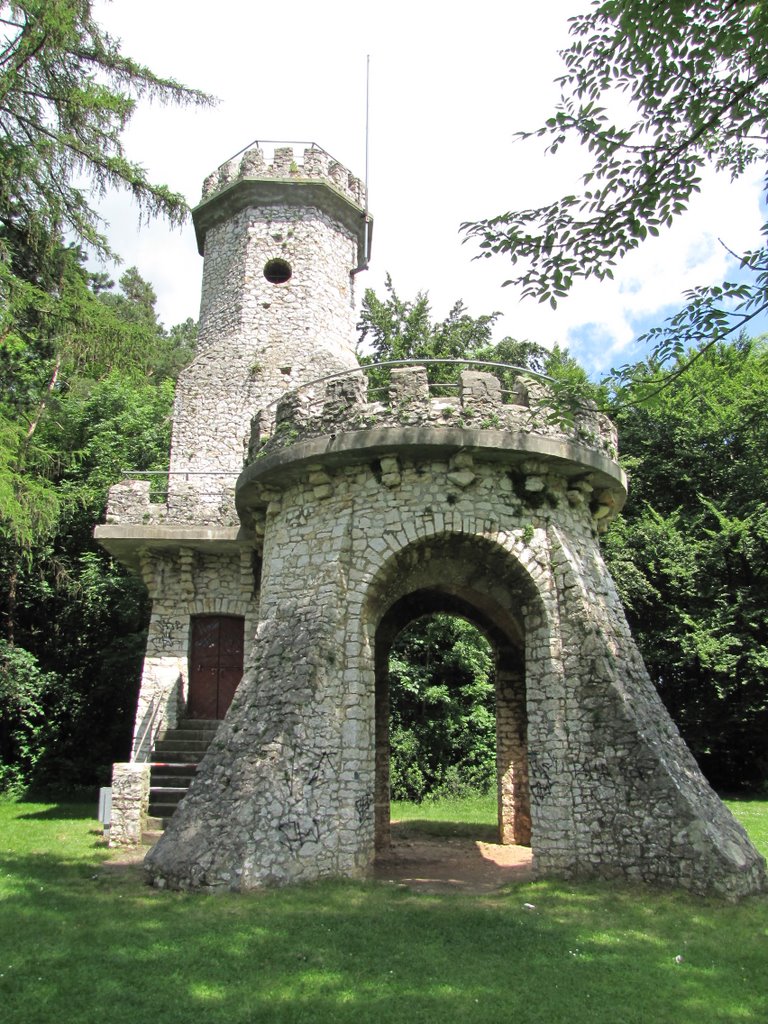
[90,0,766,374]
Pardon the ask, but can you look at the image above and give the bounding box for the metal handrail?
[131,694,165,764]
[264,358,551,410]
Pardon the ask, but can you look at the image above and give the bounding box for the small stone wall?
[109,763,150,846]
[104,477,239,528]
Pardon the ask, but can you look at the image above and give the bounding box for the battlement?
[249,364,619,462]
[240,364,626,528]
[100,474,240,531]
[200,142,366,208]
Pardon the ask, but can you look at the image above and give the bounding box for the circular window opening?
[263,259,292,284]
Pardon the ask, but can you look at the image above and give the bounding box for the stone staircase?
[142,718,220,844]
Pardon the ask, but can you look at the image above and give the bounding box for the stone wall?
[130,547,259,762]
[103,477,240,529]
[250,364,618,467]
[145,449,766,897]
[109,763,150,846]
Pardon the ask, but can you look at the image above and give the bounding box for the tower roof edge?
[192,177,372,265]
[192,143,372,265]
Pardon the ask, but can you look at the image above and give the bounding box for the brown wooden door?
[188,616,244,720]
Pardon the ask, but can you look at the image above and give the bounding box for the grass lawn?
[0,794,766,1024]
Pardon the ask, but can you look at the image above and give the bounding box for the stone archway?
[145,450,766,897]
[376,598,531,853]
[363,534,542,858]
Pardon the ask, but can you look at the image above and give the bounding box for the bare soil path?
[374,823,533,894]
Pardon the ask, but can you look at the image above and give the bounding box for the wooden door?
[188,615,244,720]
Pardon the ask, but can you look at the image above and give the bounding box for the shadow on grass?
[390,818,498,842]
[1,848,766,1024]
[16,802,97,821]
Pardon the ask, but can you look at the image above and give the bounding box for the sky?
[90,0,766,376]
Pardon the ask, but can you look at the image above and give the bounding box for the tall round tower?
[96,145,372,845]
[167,143,371,518]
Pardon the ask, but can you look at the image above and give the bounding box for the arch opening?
[365,534,543,859]
[379,606,532,857]
[387,611,496,806]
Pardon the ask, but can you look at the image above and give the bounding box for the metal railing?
[264,358,549,418]
[131,694,165,764]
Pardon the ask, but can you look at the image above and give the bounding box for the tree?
[462,1,768,391]
[0,0,210,259]
[358,276,605,417]
[0,0,206,558]
[0,256,190,791]
[0,4,208,790]
[603,336,768,789]
[389,615,496,802]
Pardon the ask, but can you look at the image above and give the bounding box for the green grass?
[391,790,499,839]
[0,795,767,1024]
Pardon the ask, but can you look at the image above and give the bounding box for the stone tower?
[169,143,370,509]
[96,141,370,827]
[100,142,766,899]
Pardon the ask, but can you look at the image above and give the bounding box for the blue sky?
[91,0,766,379]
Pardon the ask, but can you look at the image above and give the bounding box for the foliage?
[0,639,55,790]
[0,3,205,791]
[358,275,604,414]
[462,0,768,389]
[0,0,210,260]
[604,338,768,788]
[1,797,767,1024]
[0,364,173,789]
[0,257,184,791]
[388,614,496,801]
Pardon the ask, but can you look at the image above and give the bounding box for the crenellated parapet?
[248,365,618,462]
[101,475,239,532]
[238,364,626,531]
[200,142,366,210]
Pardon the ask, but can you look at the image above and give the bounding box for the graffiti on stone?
[278,817,320,853]
[528,751,555,801]
[307,751,333,786]
[150,616,183,651]
[355,793,372,825]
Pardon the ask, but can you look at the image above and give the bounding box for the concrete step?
[149,782,188,806]
[159,729,219,743]
[150,762,198,778]
[152,738,213,753]
[151,777,196,793]
[143,717,219,837]
[148,801,184,819]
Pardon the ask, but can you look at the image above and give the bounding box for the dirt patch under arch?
[374,823,533,894]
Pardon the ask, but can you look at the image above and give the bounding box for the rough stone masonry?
[97,142,766,898]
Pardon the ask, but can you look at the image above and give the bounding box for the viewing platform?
[237,361,627,529]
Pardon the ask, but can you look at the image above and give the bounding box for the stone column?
[496,660,531,845]
[109,763,150,846]
[374,644,391,850]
